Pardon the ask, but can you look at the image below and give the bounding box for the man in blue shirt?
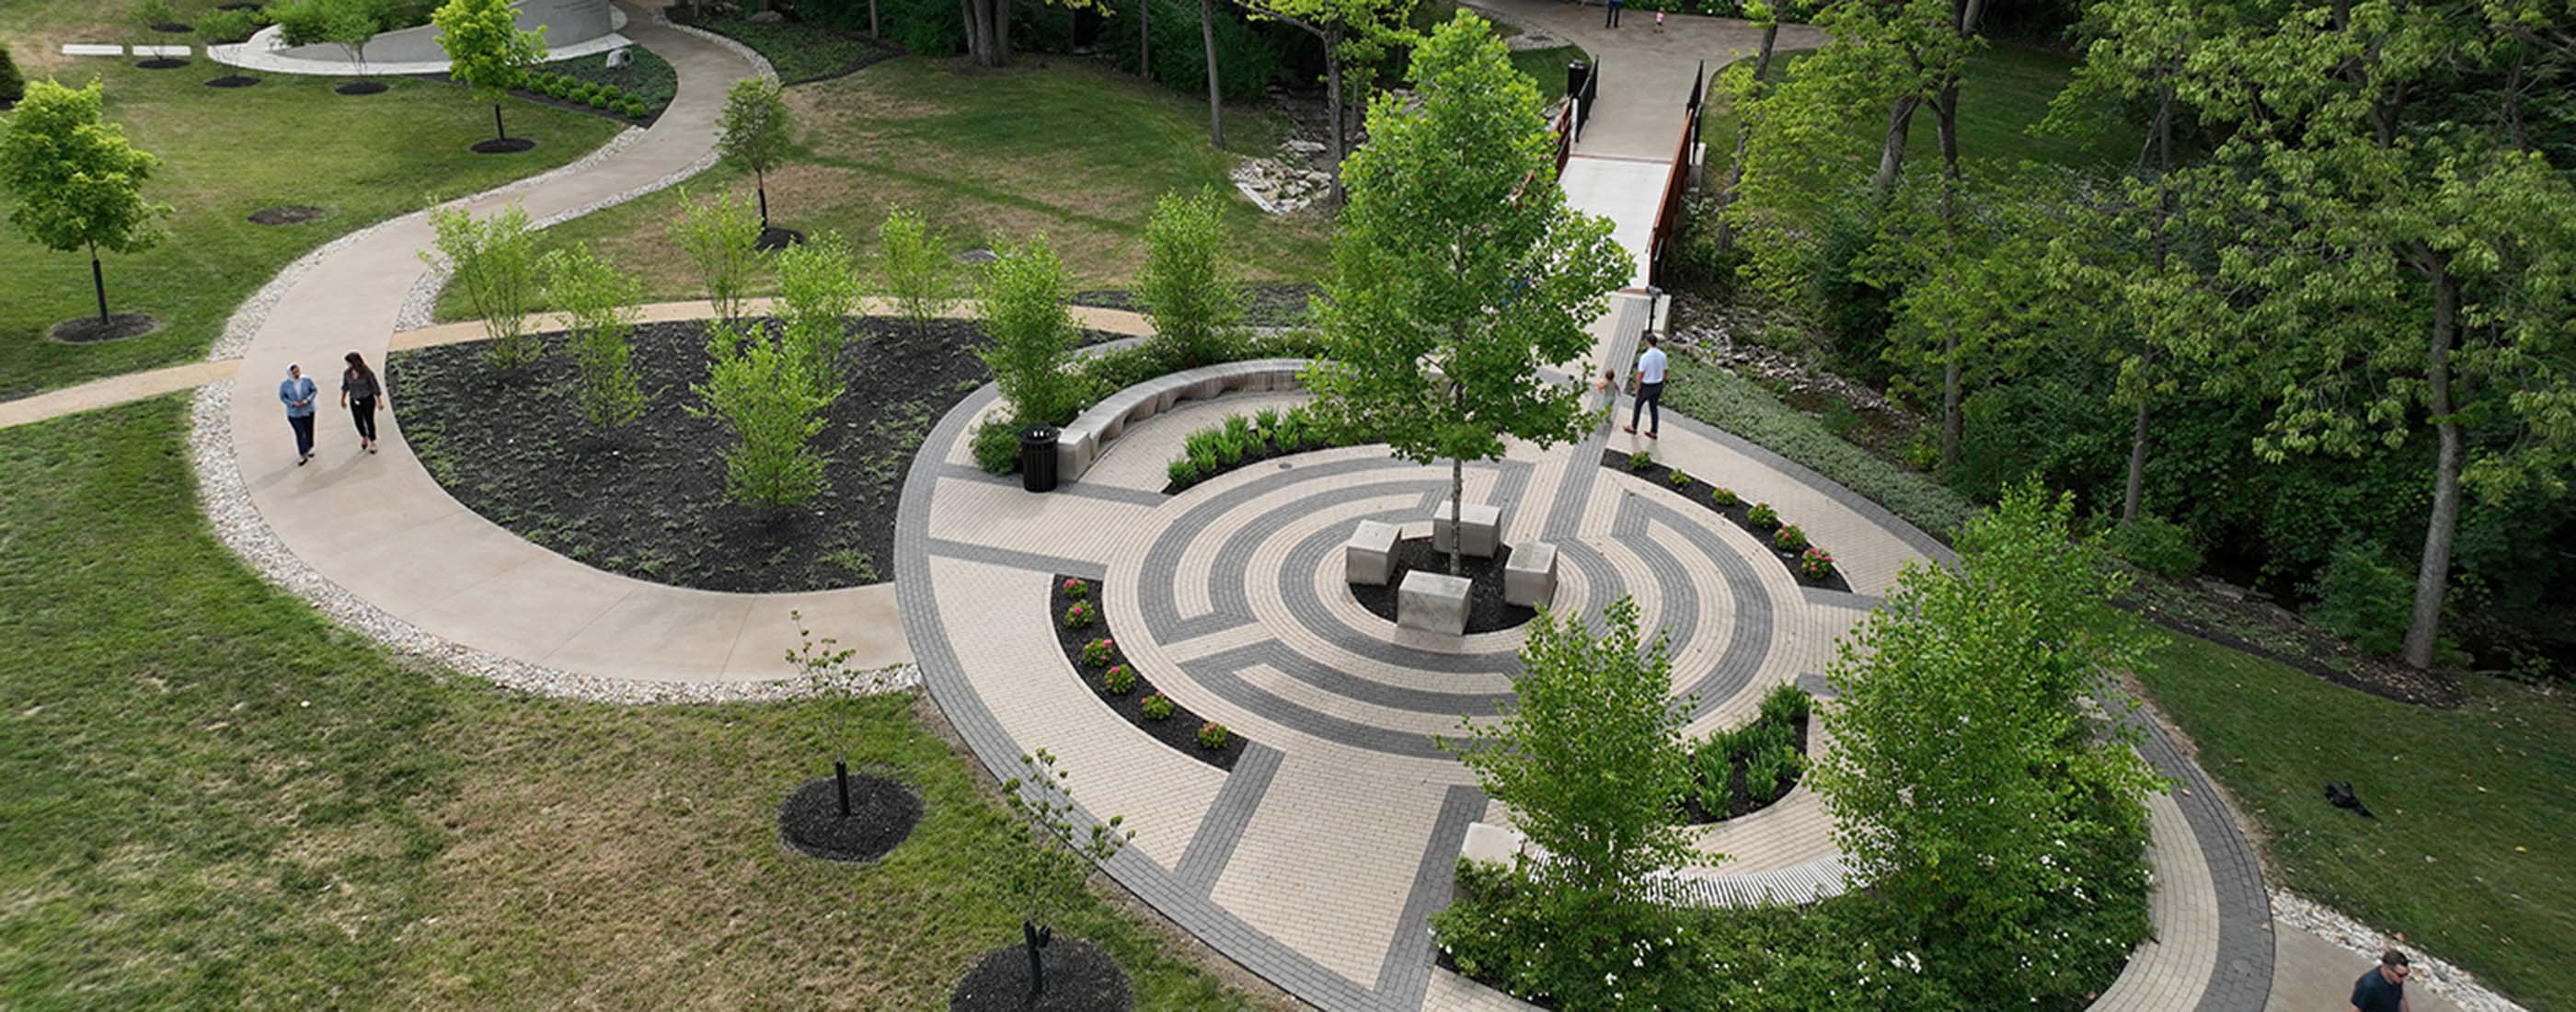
[2350,949,2411,1012]
[279,362,318,465]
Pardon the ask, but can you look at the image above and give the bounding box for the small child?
[1654,9,1666,31]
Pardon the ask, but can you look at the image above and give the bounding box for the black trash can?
[1020,424,1060,493]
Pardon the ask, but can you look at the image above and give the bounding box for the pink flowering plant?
[1081,637,1115,667]
[1101,663,1138,695]
[1800,547,1835,580]
[1061,577,1089,600]
[1062,600,1095,628]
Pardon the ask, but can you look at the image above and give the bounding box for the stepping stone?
[1397,569,1471,636]
[63,43,125,55]
[1344,520,1398,586]
[1429,499,1501,559]
[1503,540,1558,608]
[132,44,191,56]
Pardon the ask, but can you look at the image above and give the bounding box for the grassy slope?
[445,55,1334,319]
[0,399,1261,1010]
[1511,44,1589,103]
[1701,42,2134,183]
[0,0,624,399]
[2135,629,2575,1006]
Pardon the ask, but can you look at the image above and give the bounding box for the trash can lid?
[1022,424,1059,441]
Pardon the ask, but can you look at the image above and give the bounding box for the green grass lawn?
[441,55,1332,319]
[0,399,1266,1010]
[1702,42,2136,181]
[1511,44,1589,103]
[0,1,624,399]
[2134,627,2576,1007]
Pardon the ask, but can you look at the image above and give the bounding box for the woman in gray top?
[339,351,385,454]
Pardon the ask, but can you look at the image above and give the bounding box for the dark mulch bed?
[469,136,538,154]
[950,939,1133,1012]
[1072,283,1319,328]
[203,75,260,87]
[776,769,921,862]
[1674,712,1809,825]
[755,225,806,251]
[249,205,327,225]
[1052,577,1247,770]
[1604,449,1855,593]
[151,21,194,32]
[391,316,1062,593]
[2123,580,2467,707]
[334,80,388,96]
[136,58,190,70]
[49,313,158,344]
[1350,537,1537,635]
[668,8,907,85]
[216,2,264,9]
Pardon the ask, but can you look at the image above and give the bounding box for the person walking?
[1623,333,1666,438]
[1605,0,1623,29]
[340,351,385,454]
[1654,8,1666,31]
[280,362,319,465]
[2349,949,2412,1012]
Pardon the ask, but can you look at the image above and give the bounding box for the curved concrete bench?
[1054,358,1310,482]
[1460,820,1851,908]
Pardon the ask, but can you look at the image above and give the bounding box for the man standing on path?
[1624,333,1665,438]
[279,362,317,466]
[1605,0,1623,29]
[2350,949,2412,1012]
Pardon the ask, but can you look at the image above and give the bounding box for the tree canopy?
[0,77,170,322]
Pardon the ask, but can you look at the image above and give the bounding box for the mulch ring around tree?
[389,316,1103,593]
[1349,537,1537,635]
[135,58,190,70]
[1052,576,1248,770]
[151,21,194,32]
[754,226,806,251]
[469,137,538,155]
[334,80,388,95]
[203,74,260,87]
[248,205,327,225]
[49,313,158,344]
[1603,449,1856,593]
[776,770,922,863]
[949,939,1133,1012]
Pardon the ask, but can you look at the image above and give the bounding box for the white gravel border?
[2271,890,2531,1012]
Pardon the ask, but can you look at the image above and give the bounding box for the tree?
[997,749,1131,1005]
[689,318,837,509]
[543,243,646,431]
[1199,0,1225,144]
[1240,0,1421,200]
[962,0,1100,67]
[665,186,765,323]
[420,201,543,368]
[1441,595,1699,1011]
[0,78,169,325]
[877,207,960,336]
[431,0,546,144]
[1305,13,1629,574]
[1134,188,1248,368]
[772,229,860,388]
[976,236,1085,428]
[1813,483,2163,1004]
[718,76,794,234]
[276,0,381,78]
[1708,0,1818,254]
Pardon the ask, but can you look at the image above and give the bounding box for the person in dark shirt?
[2350,949,2411,1012]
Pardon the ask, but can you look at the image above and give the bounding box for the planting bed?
[1348,537,1536,635]
[776,770,922,862]
[389,316,1081,592]
[949,939,1133,1012]
[1676,708,1809,825]
[1603,449,1853,592]
[1051,577,1248,770]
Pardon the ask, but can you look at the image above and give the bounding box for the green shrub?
[1141,693,1175,720]
[1059,576,1089,600]
[195,8,270,42]
[1101,663,1138,695]
[977,236,1084,428]
[1100,0,1284,99]
[421,202,542,370]
[1774,524,1808,551]
[1750,747,1803,797]
[588,92,613,109]
[1710,486,1740,506]
[2305,544,2414,656]
[686,319,836,509]
[1666,467,1694,487]
[1166,456,1199,488]
[1800,546,1836,579]
[1081,637,1115,667]
[1136,188,1249,368]
[1196,721,1230,750]
[878,207,959,335]
[1627,451,1653,472]
[623,97,648,118]
[971,416,1020,474]
[1662,355,1980,541]
[1061,600,1096,628]
[1747,502,1779,529]
[542,243,646,431]
[2103,513,2203,579]
[1757,683,1810,725]
[666,186,765,323]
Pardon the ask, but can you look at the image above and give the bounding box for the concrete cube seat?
[1345,520,1400,586]
[1430,500,1503,558]
[1397,569,1473,636]
[1503,540,1558,608]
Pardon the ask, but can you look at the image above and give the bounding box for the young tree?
[276,0,381,78]
[876,208,960,336]
[1240,0,1422,198]
[772,229,859,388]
[998,749,1131,1004]
[690,318,837,509]
[718,76,794,234]
[1814,483,2163,1002]
[420,201,543,369]
[1305,13,1629,574]
[1135,188,1248,368]
[665,186,765,323]
[1441,595,1699,1011]
[431,0,546,144]
[0,78,170,325]
[975,236,1085,428]
[543,243,646,431]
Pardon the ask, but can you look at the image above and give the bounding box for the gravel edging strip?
[186,380,916,703]
[2271,891,2532,1012]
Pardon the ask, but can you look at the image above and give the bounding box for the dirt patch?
[470,137,537,155]
[949,939,1133,1012]
[49,313,159,344]
[248,205,327,225]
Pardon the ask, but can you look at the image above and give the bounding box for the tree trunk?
[1325,34,1346,204]
[1140,0,1151,79]
[2403,268,2463,670]
[1711,22,1779,253]
[1934,85,1962,469]
[870,0,880,38]
[1449,454,1465,576]
[2122,383,2150,523]
[1200,0,1225,145]
[1021,920,1051,999]
[89,242,109,324]
[1870,94,1918,197]
[963,0,1008,67]
[492,102,508,142]
[755,168,770,231]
